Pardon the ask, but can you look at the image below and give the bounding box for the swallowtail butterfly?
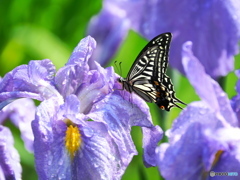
[118,32,186,111]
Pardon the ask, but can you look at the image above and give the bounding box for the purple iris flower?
[87,5,130,66]
[88,0,240,78]
[0,36,163,179]
[231,70,240,124]
[0,97,35,152]
[33,95,125,179]
[0,92,35,179]
[0,126,21,180]
[156,41,240,179]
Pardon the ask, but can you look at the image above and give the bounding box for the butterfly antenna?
[114,61,123,77]
[114,61,120,74]
[119,62,122,77]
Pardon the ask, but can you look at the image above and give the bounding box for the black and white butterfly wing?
[158,74,186,110]
[119,32,186,111]
[127,33,171,82]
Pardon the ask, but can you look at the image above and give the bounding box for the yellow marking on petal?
[212,150,223,168]
[202,150,224,179]
[65,125,82,159]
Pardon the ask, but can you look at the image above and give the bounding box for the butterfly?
[118,32,186,111]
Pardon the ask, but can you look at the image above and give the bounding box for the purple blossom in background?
[0,94,35,179]
[0,126,21,180]
[88,6,130,67]
[88,0,240,78]
[156,41,240,179]
[231,70,240,125]
[0,36,163,179]
[0,98,35,152]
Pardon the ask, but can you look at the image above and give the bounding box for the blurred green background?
[0,1,239,180]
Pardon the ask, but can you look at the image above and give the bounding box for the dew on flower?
[83,127,94,138]
[58,157,64,166]
[199,108,207,115]
[50,174,57,179]
[94,163,100,168]
[46,150,53,165]
[59,173,66,180]
[47,159,52,166]
[62,80,67,85]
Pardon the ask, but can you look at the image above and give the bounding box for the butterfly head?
[117,77,124,84]
[117,77,132,93]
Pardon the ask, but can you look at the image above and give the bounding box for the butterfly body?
[118,32,186,111]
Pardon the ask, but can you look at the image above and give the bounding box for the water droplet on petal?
[58,158,64,165]
[199,108,207,115]
[108,154,115,161]
[47,159,52,166]
[94,163,99,168]
[46,150,52,166]
[83,127,94,137]
[59,173,66,180]
[62,80,66,85]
